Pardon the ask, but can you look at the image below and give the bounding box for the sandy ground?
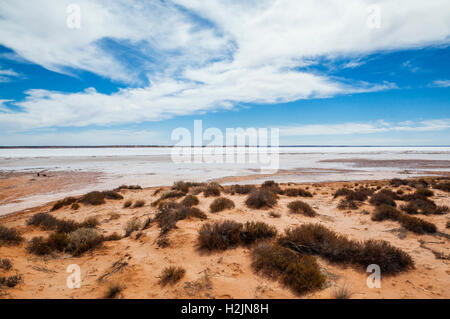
[0,177,449,299]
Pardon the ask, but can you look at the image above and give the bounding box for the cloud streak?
[279,119,450,136]
[0,0,449,132]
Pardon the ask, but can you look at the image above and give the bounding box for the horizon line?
[0,145,450,149]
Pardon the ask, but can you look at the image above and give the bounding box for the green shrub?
[182,194,199,207]
[159,266,186,286]
[0,226,23,246]
[372,205,403,221]
[287,201,316,217]
[245,189,277,209]
[279,223,414,274]
[251,243,325,294]
[210,197,235,213]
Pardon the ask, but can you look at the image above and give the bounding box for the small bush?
[333,188,353,198]
[285,188,313,197]
[81,217,100,228]
[251,243,325,294]
[71,203,80,210]
[332,284,353,299]
[0,274,22,288]
[67,228,103,256]
[0,258,12,271]
[26,236,53,255]
[198,220,243,250]
[124,217,141,237]
[390,178,408,187]
[102,190,123,200]
[79,191,105,206]
[433,181,450,192]
[47,232,69,252]
[132,200,146,208]
[123,200,132,208]
[210,197,235,213]
[372,205,403,221]
[51,197,77,211]
[369,193,396,207]
[104,283,123,299]
[55,219,80,233]
[337,199,359,210]
[182,194,199,207]
[0,226,23,246]
[240,222,277,245]
[245,189,277,209]
[261,180,283,195]
[159,266,186,286]
[415,188,434,198]
[102,232,122,241]
[279,223,414,274]
[372,205,436,234]
[287,201,316,217]
[154,205,206,235]
[27,212,58,229]
[230,184,256,195]
[203,183,222,197]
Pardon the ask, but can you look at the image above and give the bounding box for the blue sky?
[0,0,449,146]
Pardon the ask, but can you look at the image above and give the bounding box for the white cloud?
[430,80,450,88]
[279,119,450,136]
[0,0,449,132]
[0,67,21,82]
[0,129,162,146]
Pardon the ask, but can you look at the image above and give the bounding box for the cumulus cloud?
[429,80,450,88]
[0,0,449,132]
[279,119,450,136]
[0,67,21,82]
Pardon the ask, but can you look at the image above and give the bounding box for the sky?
[0,0,449,146]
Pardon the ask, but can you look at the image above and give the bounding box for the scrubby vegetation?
[210,197,235,213]
[123,200,132,208]
[369,192,397,207]
[172,181,205,193]
[124,217,142,237]
[400,198,448,215]
[245,189,278,209]
[287,200,316,217]
[159,266,186,286]
[152,190,185,206]
[66,228,103,256]
[0,225,23,246]
[182,194,199,207]
[71,203,80,210]
[337,199,359,210]
[433,181,450,192]
[104,282,124,298]
[372,205,437,234]
[0,274,22,288]
[284,188,313,197]
[279,223,414,274]
[51,197,77,211]
[79,191,106,206]
[0,258,12,271]
[132,200,146,208]
[198,220,277,250]
[114,185,142,192]
[251,243,325,294]
[203,182,222,197]
[153,203,207,235]
[332,284,353,299]
[27,213,99,233]
[261,180,283,195]
[228,184,256,195]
